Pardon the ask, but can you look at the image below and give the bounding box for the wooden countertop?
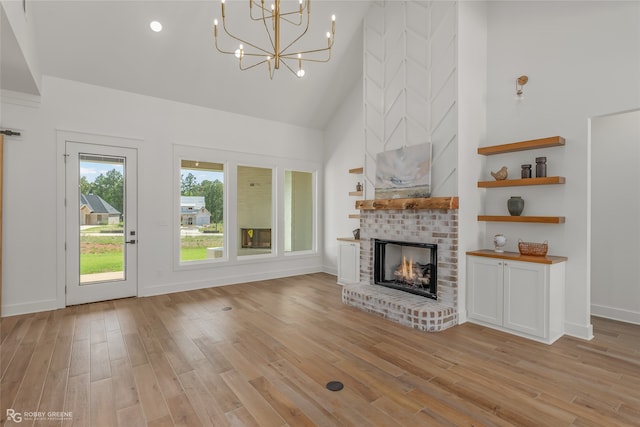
[467,249,567,264]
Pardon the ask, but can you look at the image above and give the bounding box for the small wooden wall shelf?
[349,191,363,197]
[478,136,565,156]
[478,176,565,188]
[348,214,361,219]
[337,237,360,243]
[357,196,459,211]
[349,167,364,174]
[478,215,565,224]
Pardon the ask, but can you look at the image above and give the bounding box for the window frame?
[283,168,317,257]
[173,144,319,272]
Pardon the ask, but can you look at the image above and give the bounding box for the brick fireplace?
[342,199,458,332]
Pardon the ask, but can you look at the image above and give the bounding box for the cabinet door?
[337,242,360,285]
[503,260,546,338]
[467,256,503,326]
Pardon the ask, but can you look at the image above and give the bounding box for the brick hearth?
[342,208,459,332]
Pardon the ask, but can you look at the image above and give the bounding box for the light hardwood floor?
[1,273,639,426]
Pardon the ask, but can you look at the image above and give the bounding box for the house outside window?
[180,160,224,263]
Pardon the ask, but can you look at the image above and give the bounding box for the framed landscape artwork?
[375,143,432,199]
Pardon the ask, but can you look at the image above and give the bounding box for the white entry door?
[65,142,138,305]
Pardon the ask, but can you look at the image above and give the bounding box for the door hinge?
[63,153,69,163]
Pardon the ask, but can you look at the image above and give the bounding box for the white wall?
[457,1,488,323]
[1,0,41,94]
[363,1,458,198]
[1,76,324,316]
[485,1,640,339]
[591,110,640,324]
[323,80,364,274]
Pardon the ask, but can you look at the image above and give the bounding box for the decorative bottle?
[521,164,532,179]
[535,157,547,178]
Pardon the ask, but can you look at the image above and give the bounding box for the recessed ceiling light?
[150,21,162,32]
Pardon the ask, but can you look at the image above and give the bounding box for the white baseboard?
[2,299,59,317]
[140,266,322,297]
[591,304,640,326]
[564,320,594,341]
[323,265,338,276]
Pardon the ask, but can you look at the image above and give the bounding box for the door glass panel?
[180,160,225,262]
[285,170,313,252]
[79,154,125,284]
[237,166,272,256]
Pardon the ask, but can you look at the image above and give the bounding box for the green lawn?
[180,235,224,261]
[79,233,225,273]
[81,253,124,275]
[80,235,124,274]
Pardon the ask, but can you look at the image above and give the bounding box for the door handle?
[125,240,136,244]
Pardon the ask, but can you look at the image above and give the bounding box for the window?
[237,165,273,256]
[175,147,318,266]
[285,170,313,252]
[180,160,224,262]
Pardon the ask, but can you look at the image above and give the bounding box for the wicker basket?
[518,239,548,257]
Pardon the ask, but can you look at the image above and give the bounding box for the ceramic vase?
[507,196,524,216]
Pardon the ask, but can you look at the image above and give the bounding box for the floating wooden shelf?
[467,250,567,264]
[478,136,565,156]
[349,191,363,197]
[348,214,361,219]
[478,176,565,188]
[478,215,565,224]
[357,197,459,211]
[349,167,364,174]
[337,237,360,243]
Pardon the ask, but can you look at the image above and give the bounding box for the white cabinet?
[467,256,504,326]
[503,260,546,337]
[467,253,566,344]
[337,241,360,285]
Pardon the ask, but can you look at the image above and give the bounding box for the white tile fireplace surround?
[342,201,458,332]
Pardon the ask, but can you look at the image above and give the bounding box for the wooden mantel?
[356,196,459,211]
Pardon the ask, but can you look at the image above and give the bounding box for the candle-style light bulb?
[235,44,244,59]
[297,53,305,78]
[213,19,218,37]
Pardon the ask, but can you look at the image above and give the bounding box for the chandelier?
[213,0,336,79]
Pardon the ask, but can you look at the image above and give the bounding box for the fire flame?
[401,256,415,281]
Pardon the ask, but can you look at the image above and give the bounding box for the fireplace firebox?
[374,239,437,300]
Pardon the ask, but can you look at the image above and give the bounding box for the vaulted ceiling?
[2,1,372,129]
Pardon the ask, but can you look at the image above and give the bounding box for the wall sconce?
[516,75,528,99]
